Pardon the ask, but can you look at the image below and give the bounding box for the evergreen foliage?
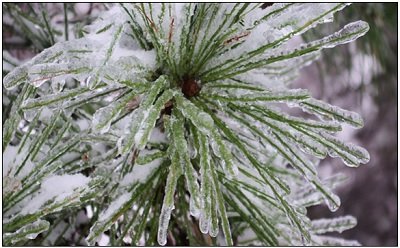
[3,3,370,246]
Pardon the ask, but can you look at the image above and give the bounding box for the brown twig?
[224,31,251,45]
[140,6,158,33]
[168,17,175,43]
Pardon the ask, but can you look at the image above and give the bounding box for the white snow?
[120,157,162,187]
[74,3,91,16]
[98,192,130,222]
[86,205,94,219]
[98,233,110,246]
[20,174,90,215]
[76,119,90,131]
[149,127,167,143]
[3,140,36,180]
[3,145,19,177]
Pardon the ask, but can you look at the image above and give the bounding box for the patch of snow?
[86,205,94,219]
[120,157,162,187]
[98,192,130,222]
[20,174,90,215]
[149,127,167,143]
[98,233,110,246]
[74,3,91,16]
[77,119,90,131]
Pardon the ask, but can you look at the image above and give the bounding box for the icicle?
[310,177,341,212]
[171,110,202,215]
[197,131,212,234]
[157,205,173,246]
[311,215,357,234]
[209,222,219,237]
[208,188,219,238]
[199,215,210,234]
[189,198,201,218]
[313,21,370,49]
[157,142,181,246]
[319,132,370,167]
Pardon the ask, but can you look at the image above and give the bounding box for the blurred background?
[2,3,398,246]
[296,3,398,246]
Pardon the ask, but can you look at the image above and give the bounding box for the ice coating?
[2,3,371,246]
[157,205,173,246]
[157,147,181,246]
[120,77,168,155]
[311,215,357,234]
[299,98,364,128]
[319,132,370,167]
[171,111,201,215]
[3,220,50,244]
[310,178,341,212]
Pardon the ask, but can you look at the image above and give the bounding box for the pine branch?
[3,3,370,246]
